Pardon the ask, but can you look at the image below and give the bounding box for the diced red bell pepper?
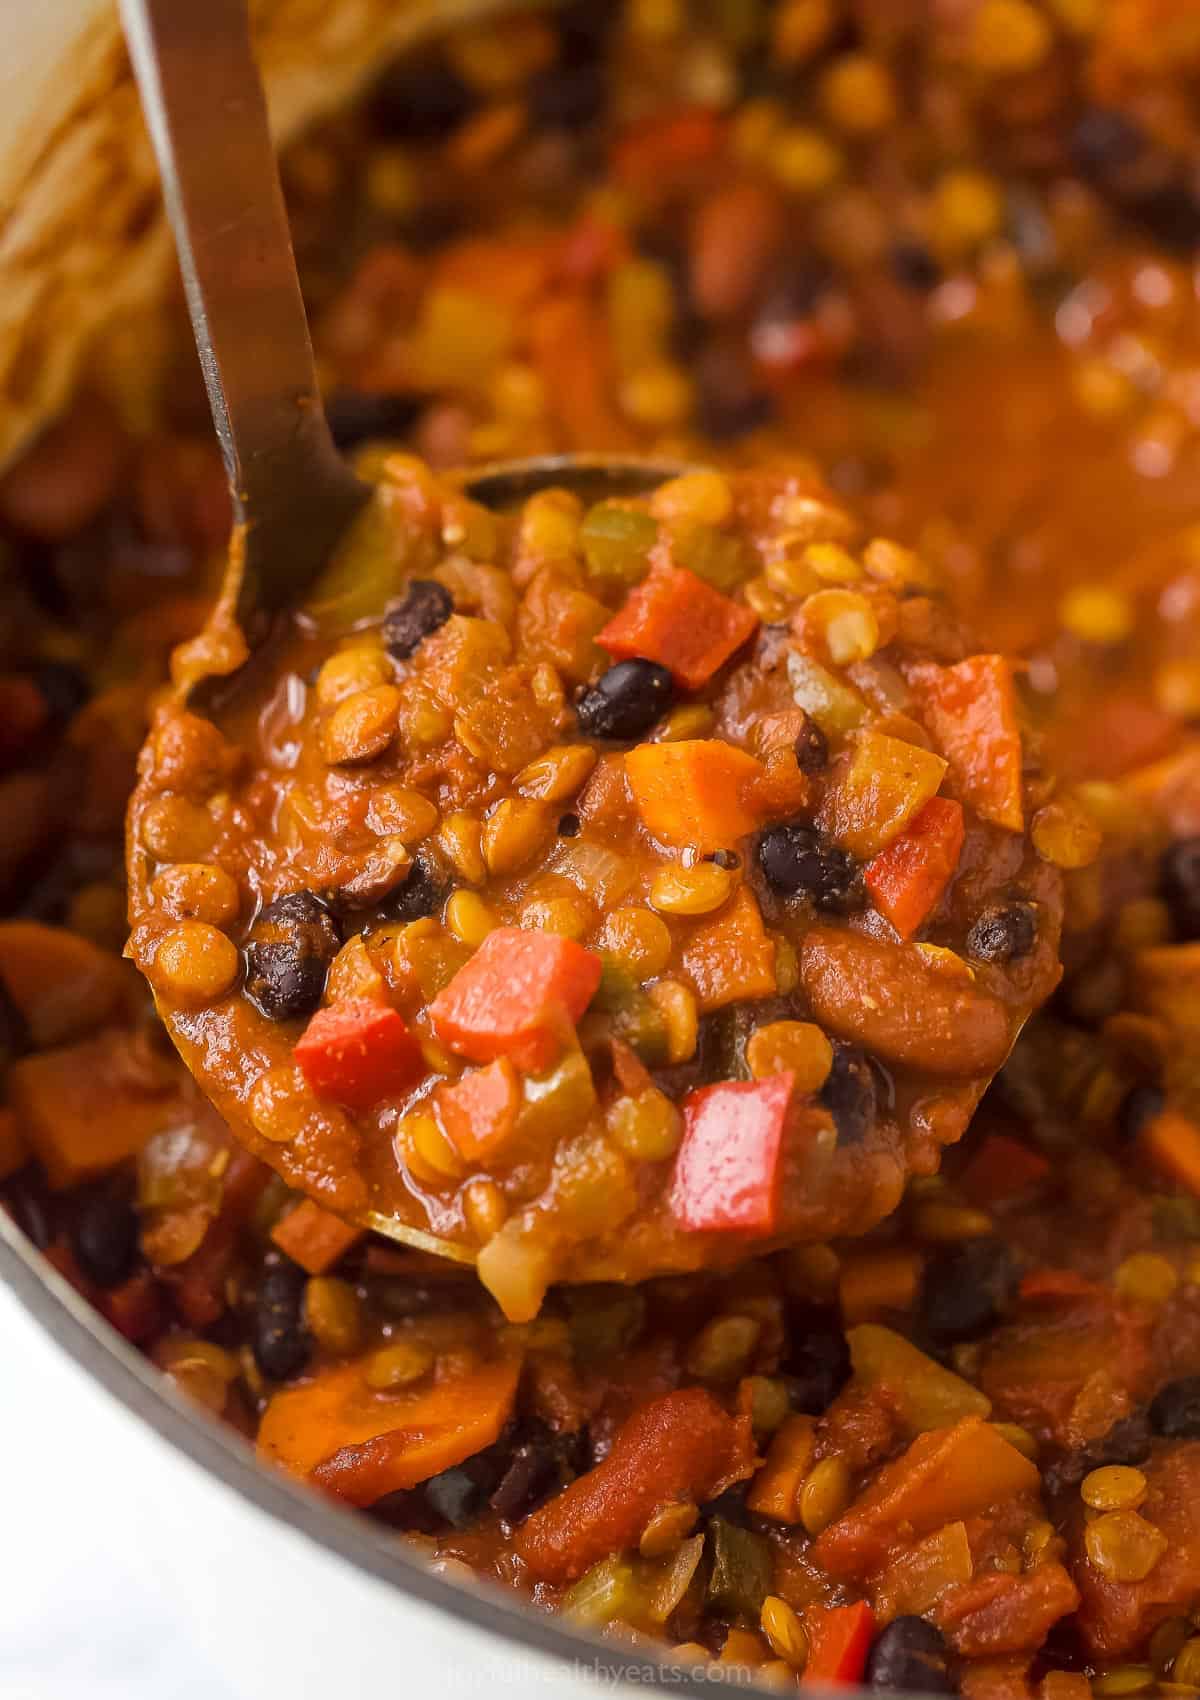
[436,1058,521,1162]
[295,999,425,1110]
[429,927,602,1073]
[959,1133,1050,1209]
[864,796,965,939]
[669,1072,796,1234]
[598,564,758,692]
[515,1388,753,1582]
[270,1198,365,1275]
[804,1602,876,1687]
[911,655,1025,833]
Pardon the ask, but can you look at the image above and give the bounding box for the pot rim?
[0,1202,763,1695]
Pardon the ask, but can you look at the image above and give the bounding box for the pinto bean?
[799,926,1011,1078]
[689,181,785,320]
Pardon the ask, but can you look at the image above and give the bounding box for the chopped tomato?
[681,885,778,1010]
[864,796,965,938]
[669,1072,796,1234]
[598,565,758,691]
[804,1601,876,1687]
[911,655,1025,833]
[436,1058,521,1161]
[958,1134,1050,1208]
[515,1387,752,1582]
[294,999,425,1110]
[429,927,602,1072]
[625,738,767,850]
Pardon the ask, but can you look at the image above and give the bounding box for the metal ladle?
[119,0,678,645]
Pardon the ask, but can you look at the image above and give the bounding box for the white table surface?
[0,1287,239,1700]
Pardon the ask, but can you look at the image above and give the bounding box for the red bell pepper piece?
[429,927,602,1072]
[669,1072,795,1233]
[295,999,425,1110]
[911,655,1024,833]
[436,1058,521,1161]
[958,1133,1050,1208]
[270,1198,365,1275]
[598,564,758,692]
[864,796,964,939]
[804,1602,876,1688]
[515,1388,753,1582]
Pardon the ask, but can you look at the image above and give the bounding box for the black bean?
[919,1239,1019,1345]
[1150,1376,1200,1439]
[382,580,455,660]
[820,1046,876,1144]
[27,661,90,727]
[793,715,829,776]
[694,342,775,442]
[1116,1081,1166,1145]
[381,856,447,923]
[489,1422,586,1524]
[866,1617,955,1696]
[576,659,674,742]
[367,53,476,142]
[71,1183,139,1289]
[324,389,422,452]
[557,812,582,838]
[1160,837,1200,940]
[781,1304,851,1414]
[890,240,942,292]
[423,1463,490,1530]
[6,1162,55,1251]
[1043,1411,1152,1495]
[244,890,341,1023]
[966,902,1038,965]
[528,61,606,130]
[1070,108,1146,178]
[756,822,862,913]
[252,1258,311,1382]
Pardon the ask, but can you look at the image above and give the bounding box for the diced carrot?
[625,739,767,851]
[812,1417,1039,1579]
[911,655,1025,833]
[839,1249,924,1325]
[804,1601,876,1687]
[295,999,425,1110]
[959,1134,1050,1209]
[0,921,132,1047]
[8,1030,184,1189]
[259,1353,522,1509]
[681,886,777,1011]
[746,1412,816,1522]
[818,730,948,860]
[0,1107,26,1182]
[1139,1107,1200,1197]
[429,927,602,1072]
[270,1198,365,1275]
[670,1073,796,1234]
[599,566,758,691]
[864,796,965,939]
[515,1387,753,1582]
[436,1058,521,1161]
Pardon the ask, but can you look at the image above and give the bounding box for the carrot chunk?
[0,920,131,1047]
[436,1058,521,1161]
[259,1354,522,1509]
[599,565,758,691]
[864,796,965,938]
[669,1073,796,1234]
[812,1417,1039,1580]
[270,1198,364,1275]
[911,655,1025,833]
[625,739,767,850]
[295,999,425,1110]
[681,886,777,1011]
[429,927,602,1072]
[515,1387,752,1582]
[805,1601,876,1687]
[9,1030,184,1189]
